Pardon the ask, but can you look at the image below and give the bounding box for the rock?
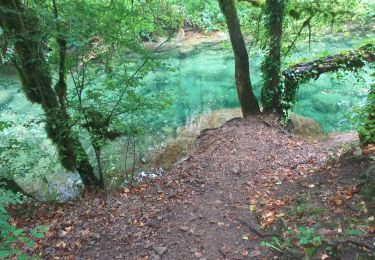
[249,250,262,258]
[353,147,362,156]
[0,90,13,107]
[15,177,49,202]
[46,170,83,202]
[318,228,333,236]
[144,242,155,249]
[179,226,189,232]
[194,252,203,258]
[288,112,323,137]
[231,164,241,174]
[175,28,185,42]
[16,169,83,202]
[153,246,167,255]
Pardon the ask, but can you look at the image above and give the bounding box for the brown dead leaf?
[55,241,67,249]
[368,226,375,233]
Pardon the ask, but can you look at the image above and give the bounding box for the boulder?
[0,90,13,107]
[46,170,83,202]
[288,112,323,137]
[16,169,83,202]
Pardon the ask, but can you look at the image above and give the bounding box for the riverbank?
[11,114,374,259]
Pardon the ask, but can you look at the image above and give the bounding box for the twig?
[236,218,278,237]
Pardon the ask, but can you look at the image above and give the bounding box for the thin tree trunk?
[218,0,260,117]
[0,0,100,187]
[261,0,284,114]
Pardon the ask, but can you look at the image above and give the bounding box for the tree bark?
[0,0,100,187]
[261,0,284,114]
[218,0,260,117]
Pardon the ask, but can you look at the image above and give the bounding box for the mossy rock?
[288,112,324,137]
[312,93,346,113]
[0,90,13,107]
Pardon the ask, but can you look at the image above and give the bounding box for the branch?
[283,14,314,58]
[282,43,375,111]
[103,33,175,125]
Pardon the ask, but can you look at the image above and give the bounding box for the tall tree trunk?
[218,0,260,117]
[261,0,284,114]
[0,0,100,187]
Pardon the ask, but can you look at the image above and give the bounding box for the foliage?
[0,117,59,181]
[356,81,375,145]
[0,189,48,259]
[261,226,323,257]
[281,43,375,118]
[1,0,176,189]
[175,0,225,31]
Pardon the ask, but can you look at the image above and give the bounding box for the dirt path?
[15,115,373,260]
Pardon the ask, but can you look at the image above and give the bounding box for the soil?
[10,115,375,260]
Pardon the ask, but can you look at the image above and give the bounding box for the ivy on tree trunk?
[261,0,284,114]
[218,0,260,117]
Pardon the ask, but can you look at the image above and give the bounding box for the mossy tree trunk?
[261,0,284,114]
[282,44,375,112]
[360,84,375,146]
[218,0,260,117]
[0,0,100,187]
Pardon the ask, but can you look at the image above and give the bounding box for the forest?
[0,0,374,259]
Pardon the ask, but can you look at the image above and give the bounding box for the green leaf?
[346,229,363,236]
[26,240,37,248]
[17,254,28,260]
[0,249,11,258]
[13,228,24,237]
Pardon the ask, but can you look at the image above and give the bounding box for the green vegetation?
[0,0,374,258]
[0,189,48,259]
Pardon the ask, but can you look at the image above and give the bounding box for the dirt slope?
[14,115,373,260]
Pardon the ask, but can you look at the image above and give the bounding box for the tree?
[218,0,261,117]
[261,0,285,114]
[0,0,100,187]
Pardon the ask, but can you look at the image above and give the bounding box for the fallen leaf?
[368,226,375,233]
[55,241,67,249]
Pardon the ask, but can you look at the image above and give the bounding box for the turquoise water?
[143,34,374,134]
